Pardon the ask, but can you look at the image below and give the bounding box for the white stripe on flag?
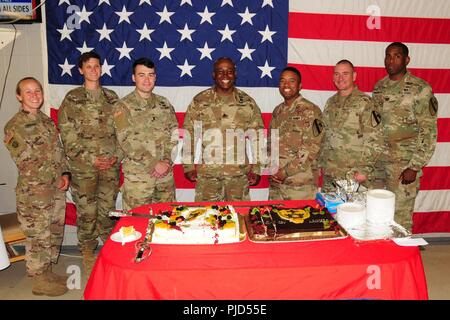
[415,189,450,212]
[290,0,450,18]
[288,38,450,69]
[427,143,450,167]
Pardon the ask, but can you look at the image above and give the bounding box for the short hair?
[16,77,43,95]
[280,66,302,82]
[213,57,236,71]
[336,59,355,70]
[386,42,409,57]
[77,51,101,68]
[132,57,155,74]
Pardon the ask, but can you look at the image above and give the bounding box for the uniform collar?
[212,86,238,103]
[133,89,155,108]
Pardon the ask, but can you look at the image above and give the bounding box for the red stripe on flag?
[288,12,450,44]
[419,167,450,190]
[290,64,450,93]
[413,211,450,233]
[65,202,77,226]
[438,118,450,142]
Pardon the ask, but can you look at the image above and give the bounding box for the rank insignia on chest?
[429,96,438,116]
[312,119,323,137]
[371,110,381,127]
[11,140,19,148]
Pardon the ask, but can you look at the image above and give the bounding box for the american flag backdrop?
[43,0,450,234]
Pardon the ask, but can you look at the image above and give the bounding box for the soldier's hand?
[57,175,70,191]
[94,156,112,170]
[270,168,287,184]
[399,168,418,185]
[248,171,261,186]
[353,171,367,183]
[184,170,197,182]
[152,160,171,178]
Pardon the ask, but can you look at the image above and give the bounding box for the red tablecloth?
[84,200,428,300]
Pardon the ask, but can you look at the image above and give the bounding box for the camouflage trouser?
[269,183,317,200]
[195,174,250,202]
[16,185,66,276]
[122,170,175,211]
[385,164,420,232]
[70,166,120,250]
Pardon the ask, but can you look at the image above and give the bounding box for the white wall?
[0,24,45,215]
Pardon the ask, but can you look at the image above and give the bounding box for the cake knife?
[134,211,155,263]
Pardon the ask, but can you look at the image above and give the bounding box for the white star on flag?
[261,0,274,8]
[98,0,111,6]
[76,5,93,25]
[180,0,192,6]
[116,42,134,60]
[96,23,114,42]
[177,59,195,77]
[101,59,115,77]
[136,23,154,42]
[237,42,255,61]
[57,23,74,41]
[77,41,94,54]
[156,41,174,60]
[156,6,175,24]
[238,7,256,25]
[58,0,70,6]
[221,0,233,7]
[218,24,236,42]
[257,60,275,78]
[258,25,276,43]
[59,58,75,76]
[115,6,133,24]
[139,0,151,5]
[177,23,195,41]
[197,6,215,25]
[197,42,215,60]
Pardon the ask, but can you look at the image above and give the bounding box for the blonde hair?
[16,77,43,95]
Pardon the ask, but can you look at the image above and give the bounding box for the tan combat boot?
[44,265,68,286]
[32,273,68,297]
[81,248,96,277]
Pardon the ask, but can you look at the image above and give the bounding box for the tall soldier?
[269,67,323,200]
[58,52,121,276]
[373,42,438,231]
[319,60,385,191]
[113,57,178,210]
[182,57,264,201]
[4,77,69,296]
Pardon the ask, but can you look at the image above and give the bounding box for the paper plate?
[110,231,142,244]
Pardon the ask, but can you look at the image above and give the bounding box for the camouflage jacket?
[113,90,179,173]
[373,72,438,171]
[57,86,121,172]
[182,87,264,177]
[319,87,385,179]
[4,108,68,189]
[269,95,323,186]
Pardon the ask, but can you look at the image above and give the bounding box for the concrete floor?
[1,244,449,300]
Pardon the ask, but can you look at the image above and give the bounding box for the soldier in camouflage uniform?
[58,52,121,275]
[269,67,323,200]
[113,57,178,210]
[182,57,264,201]
[319,60,386,192]
[373,42,438,231]
[4,77,69,296]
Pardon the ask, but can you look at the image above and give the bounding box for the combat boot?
[81,248,96,277]
[44,265,69,286]
[32,273,68,297]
